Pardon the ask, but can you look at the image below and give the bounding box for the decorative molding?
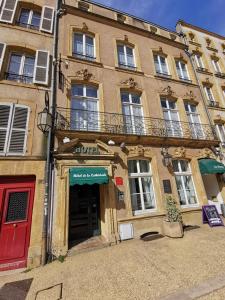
[95,139,114,155]
[161,85,175,97]
[173,147,186,158]
[75,68,94,81]
[82,22,88,31]
[120,77,138,89]
[198,148,215,159]
[124,35,129,42]
[128,145,153,157]
[57,138,79,153]
[170,33,177,41]
[150,25,157,34]
[203,77,213,87]
[184,90,196,101]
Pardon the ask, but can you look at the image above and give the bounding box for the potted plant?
[163,195,184,238]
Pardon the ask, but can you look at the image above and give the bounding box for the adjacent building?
[0,0,55,270]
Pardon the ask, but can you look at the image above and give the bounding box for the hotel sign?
[73,146,100,155]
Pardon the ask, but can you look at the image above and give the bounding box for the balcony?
[55,108,217,145]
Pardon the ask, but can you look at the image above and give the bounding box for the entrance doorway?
[202,174,224,214]
[69,184,101,247]
[0,177,35,271]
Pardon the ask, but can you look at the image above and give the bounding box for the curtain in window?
[85,36,94,58]
[74,34,83,55]
[126,47,134,67]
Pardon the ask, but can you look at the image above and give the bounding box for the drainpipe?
[42,0,61,265]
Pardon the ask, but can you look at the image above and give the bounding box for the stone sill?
[67,55,103,68]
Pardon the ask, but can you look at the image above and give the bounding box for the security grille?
[6,191,28,222]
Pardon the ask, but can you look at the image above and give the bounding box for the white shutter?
[40,6,54,33]
[7,105,29,155]
[34,50,50,85]
[0,0,18,23]
[0,43,6,73]
[0,104,13,155]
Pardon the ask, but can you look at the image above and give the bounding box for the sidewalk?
[1,224,225,299]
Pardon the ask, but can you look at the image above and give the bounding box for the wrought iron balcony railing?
[55,108,217,141]
[5,72,33,84]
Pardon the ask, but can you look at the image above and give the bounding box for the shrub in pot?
[163,195,184,238]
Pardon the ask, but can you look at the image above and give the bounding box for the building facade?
[177,20,225,214]
[0,0,55,270]
[51,0,223,257]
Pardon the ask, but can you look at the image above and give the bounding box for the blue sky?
[93,0,225,36]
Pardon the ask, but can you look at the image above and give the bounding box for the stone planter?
[163,220,184,238]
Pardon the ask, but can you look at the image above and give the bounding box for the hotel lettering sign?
[73,146,100,155]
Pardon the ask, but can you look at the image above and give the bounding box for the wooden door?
[0,178,35,271]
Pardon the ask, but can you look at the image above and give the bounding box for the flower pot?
[163,220,184,238]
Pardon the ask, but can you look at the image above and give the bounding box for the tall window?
[195,54,204,69]
[128,160,156,214]
[121,92,144,135]
[154,55,169,76]
[212,59,221,73]
[73,33,95,61]
[175,60,190,81]
[173,160,198,207]
[185,103,204,139]
[117,44,135,70]
[71,84,99,131]
[6,53,35,83]
[161,98,182,137]
[216,124,225,145]
[0,104,29,155]
[204,86,216,105]
[17,9,41,30]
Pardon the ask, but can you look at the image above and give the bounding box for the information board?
[202,205,224,227]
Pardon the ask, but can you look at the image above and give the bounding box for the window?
[117,44,135,70]
[173,160,198,207]
[175,60,190,81]
[73,33,95,61]
[195,54,204,69]
[212,59,221,73]
[204,87,216,105]
[216,124,225,145]
[161,98,182,137]
[17,9,41,30]
[185,103,204,139]
[6,53,35,84]
[121,92,144,135]
[128,160,156,214]
[0,104,29,156]
[71,84,98,131]
[154,55,169,76]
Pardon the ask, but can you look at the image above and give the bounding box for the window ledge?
[154,75,198,86]
[118,211,165,222]
[215,72,225,79]
[0,79,49,90]
[67,55,103,67]
[189,41,201,47]
[115,66,144,75]
[196,68,213,75]
[155,73,172,80]
[207,46,218,52]
[0,22,52,37]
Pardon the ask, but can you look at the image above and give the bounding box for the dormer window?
[17,9,41,30]
[117,13,126,23]
[78,1,90,11]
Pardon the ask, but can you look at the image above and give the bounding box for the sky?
[93,0,225,36]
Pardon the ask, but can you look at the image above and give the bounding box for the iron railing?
[5,72,33,84]
[16,21,39,31]
[55,108,217,141]
[118,63,137,71]
[72,52,96,61]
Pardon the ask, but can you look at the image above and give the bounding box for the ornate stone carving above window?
[173,147,186,158]
[184,90,196,101]
[82,22,89,31]
[202,77,213,87]
[198,148,215,159]
[120,77,138,89]
[128,145,153,158]
[161,85,175,97]
[75,68,94,81]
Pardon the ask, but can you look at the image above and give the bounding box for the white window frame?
[128,159,156,215]
[176,60,190,80]
[173,160,199,208]
[216,124,225,145]
[0,42,6,72]
[195,54,204,69]
[0,0,18,23]
[33,50,49,85]
[40,6,54,33]
[121,92,145,135]
[154,54,169,75]
[73,32,96,59]
[185,103,204,139]
[0,103,30,156]
[161,98,183,137]
[18,8,41,29]
[212,59,221,73]
[117,44,136,68]
[204,86,215,103]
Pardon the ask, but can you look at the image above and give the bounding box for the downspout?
[42,0,61,265]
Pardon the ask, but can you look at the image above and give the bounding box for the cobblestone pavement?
[1,225,225,300]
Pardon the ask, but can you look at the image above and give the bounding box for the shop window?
[121,91,144,135]
[71,84,99,131]
[73,32,95,61]
[172,160,198,207]
[184,103,204,139]
[128,159,156,215]
[175,60,190,82]
[0,103,29,156]
[117,43,136,70]
[153,54,170,77]
[17,8,41,30]
[161,98,182,137]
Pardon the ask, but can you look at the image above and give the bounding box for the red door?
[0,177,35,271]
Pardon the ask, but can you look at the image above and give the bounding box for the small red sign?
[115,177,123,186]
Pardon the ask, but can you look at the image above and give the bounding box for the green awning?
[70,167,109,186]
[199,159,225,174]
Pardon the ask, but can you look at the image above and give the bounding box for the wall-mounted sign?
[202,205,224,227]
[163,180,172,194]
[73,146,100,155]
[115,177,123,186]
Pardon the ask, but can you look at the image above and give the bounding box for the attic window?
[117,13,126,23]
[78,1,90,11]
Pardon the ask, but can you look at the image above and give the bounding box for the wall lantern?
[161,147,172,167]
[37,108,52,134]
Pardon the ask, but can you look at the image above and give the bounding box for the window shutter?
[0,0,18,23]
[7,105,29,155]
[0,42,6,73]
[0,104,12,154]
[34,50,50,85]
[40,6,54,33]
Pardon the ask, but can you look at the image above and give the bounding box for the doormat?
[0,278,33,300]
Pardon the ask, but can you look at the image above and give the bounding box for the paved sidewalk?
[1,225,225,299]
